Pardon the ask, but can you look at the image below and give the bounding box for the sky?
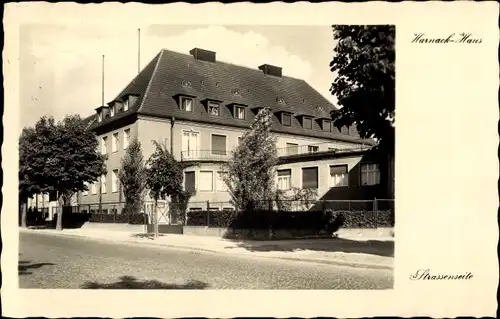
[19,24,338,129]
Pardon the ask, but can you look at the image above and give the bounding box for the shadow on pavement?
[227,238,394,257]
[18,260,56,276]
[81,276,209,289]
[131,233,165,240]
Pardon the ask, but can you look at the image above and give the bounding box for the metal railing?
[276,142,372,157]
[180,149,230,162]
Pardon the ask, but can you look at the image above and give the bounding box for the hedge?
[186,209,395,230]
[89,213,148,224]
[52,212,149,226]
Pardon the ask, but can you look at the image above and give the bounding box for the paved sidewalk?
[19,227,394,270]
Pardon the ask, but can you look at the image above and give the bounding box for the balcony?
[276,142,372,158]
[180,150,230,162]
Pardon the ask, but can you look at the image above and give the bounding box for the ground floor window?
[329,165,348,187]
[277,169,292,190]
[361,163,381,186]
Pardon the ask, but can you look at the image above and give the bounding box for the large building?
[29,48,394,221]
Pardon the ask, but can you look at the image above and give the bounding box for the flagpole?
[101,54,105,106]
[138,28,141,74]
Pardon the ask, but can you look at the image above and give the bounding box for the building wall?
[275,156,365,200]
[80,121,138,205]
[172,119,361,161]
[73,116,379,210]
[137,116,172,160]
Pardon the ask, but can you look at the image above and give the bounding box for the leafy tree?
[221,108,278,211]
[35,115,106,230]
[118,138,147,215]
[19,127,42,227]
[145,141,194,232]
[275,187,318,211]
[329,25,395,155]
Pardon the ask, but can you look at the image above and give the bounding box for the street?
[19,232,393,289]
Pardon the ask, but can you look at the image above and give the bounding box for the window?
[323,120,332,132]
[308,145,319,153]
[112,133,119,152]
[101,136,108,154]
[184,171,196,192]
[282,113,292,126]
[189,207,202,211]
[83,183,89,196]
[123,129,130,149]
[222,207,234,211]
[123,99,129,111]
[277,169,291,190]
[211,134,227,155]
[110,105,115,117]
[341,126,349,135]
[234,106,245,119]
[361,163,381,186]
[216,171,228,192]
[180,97,193,112]
[303,117,313,129]
[182,131,199,158]
[302,167,318,189]
[115,101,123,113]
[286,143,299,156]
[208,207,220,211]
[208,101,220,116]
[199,171,213,192]
[112,169,119,193]
[98,113,102,122]
[91,182,97,195]
[329,165,348,187]
[101,174,107,193]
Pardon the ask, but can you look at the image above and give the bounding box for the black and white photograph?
[2,2,498,318]
[17,23,395,290]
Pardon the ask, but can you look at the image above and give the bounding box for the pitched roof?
[90,49,374,145]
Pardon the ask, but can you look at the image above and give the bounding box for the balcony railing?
[180,149,230,162]
[276,142,372,157]
[181,143,372,161]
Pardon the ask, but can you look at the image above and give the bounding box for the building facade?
[29,48,393,219]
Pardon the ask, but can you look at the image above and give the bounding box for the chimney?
[258,64,282,77]
[189,48,216,63]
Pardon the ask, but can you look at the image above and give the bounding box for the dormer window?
[234,105,245,120]
[123,99,129,111]
[180,96,193,112]
[208,101,220,116]
[302,117,313,130]
[110,105,116,117]
[281,113,292,126]
[98,113,102,122]
[322,119,332,132]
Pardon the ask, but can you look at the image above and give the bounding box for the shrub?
[88,213,148,224]
[186,210,207,226]
[186,208,394,230]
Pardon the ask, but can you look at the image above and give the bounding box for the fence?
[183,199,395,229]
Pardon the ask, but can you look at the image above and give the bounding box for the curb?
[20,229,394,270]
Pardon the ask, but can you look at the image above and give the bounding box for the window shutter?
[211,135,227,155]
[330,165,347,175]
[199,171,213,191]
[302,167,318,189]
[278,169,291,177]
[184,172,195,192]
